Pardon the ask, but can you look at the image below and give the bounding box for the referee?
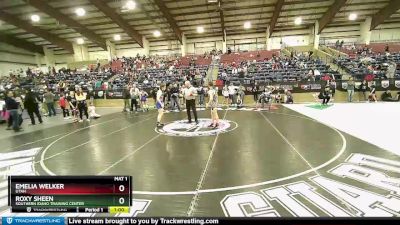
[183,81,198,124]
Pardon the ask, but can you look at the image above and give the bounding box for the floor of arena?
[1,103,400,217]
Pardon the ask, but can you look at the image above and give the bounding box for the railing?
[87,78,400,99]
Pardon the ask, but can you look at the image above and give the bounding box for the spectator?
[368,82,377,103]
[59,93,70,119]
[285,90,293,104]
[170,83,180,111]
[318,86,331,105]
[67,91,78,122]
[314,69,321,80]
[237,84,245,108]
[335,40,340,49]
[251,82,259,103]
[122,85,131,112]
[329,80,336,99]
[347,77,355,102]
[156,84,166,127]
[75,88,89,122]
[222,85,229,106]
[275,91,282,103]
[43,89,56,117]
[197,85,205,106]
[232,67,238,75]
[381,90,399,102]
[24,89,43,125]
[228,83,236,105]
[88,102,101,119]
[359,80,368,101]
[385,44,389,53]
[5,91,21,132]
[257,87,272,109]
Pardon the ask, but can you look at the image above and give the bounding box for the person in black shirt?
[251,83,259,103]
[368,83,377,102]
[359,80,368,101]
[5,91,21,132]
[67,91,78,122]
[381,90,399,102]
[170,83,180,111]
[122,85,131,112]
[24,89,42,125]
[318,86,331,105]
[285,90,294,104]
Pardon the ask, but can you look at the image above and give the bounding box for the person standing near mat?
[75,88,89,122]
[24,89,43,125]
[183,81,198,124]
[156,84,166,127]
[130,84,140,113]
[207,81,219,128]
[5,90,21,132]
[347,77,355,102]
[43,89,56,117]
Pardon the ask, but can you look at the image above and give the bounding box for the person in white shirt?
[183,81,198,124]
[228,83,236,105]
[222,85,229,106]
[130,84,140,112]
[314,69,321,79]
[207,82,219,128]
[221,71,227,80]
[232,67,238,75]
[88,102,101,119]
[156,84,166,127]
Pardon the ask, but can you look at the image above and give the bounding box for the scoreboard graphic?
[8,176,132,213]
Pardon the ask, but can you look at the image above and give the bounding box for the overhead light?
[31,14,40,22]
[114,34,121,41]
[125,0,136,10]
[153,30,161,37]
[75,8,86,17]
[77,38,84,45]
[197,26,204,33]
[348,13,357,21]
[294,17,302,25]
[244,21,251,29]
[208,0,218,2]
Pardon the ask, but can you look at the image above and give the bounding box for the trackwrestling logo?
[155,119,238,137]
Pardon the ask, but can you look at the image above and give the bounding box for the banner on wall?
[395,80,400,89]
[355,82,362,89]
[96,91,104,99]
[381,80,390,89]
[341,82,348,90]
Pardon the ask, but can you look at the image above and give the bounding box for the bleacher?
[100,54,212,89]
[332,42,400,56]
[111,65,209,90]
[179,55,212,66]
[47,71,113,90]
[331,42,400,80]
[220,50,280,64]
[335,52,400,80]
[217,50,340,85]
